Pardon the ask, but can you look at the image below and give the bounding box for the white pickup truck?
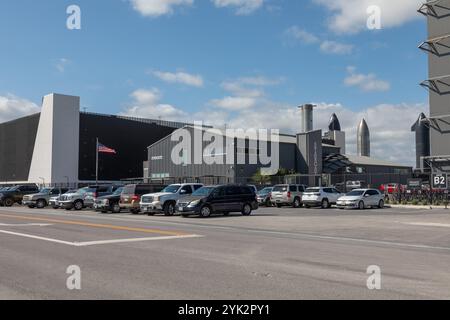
[140,183,204,216]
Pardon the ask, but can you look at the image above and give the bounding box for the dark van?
[120,184,165,214]
[176,185,258,218]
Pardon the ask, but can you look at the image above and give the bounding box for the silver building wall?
[424,1,450,157]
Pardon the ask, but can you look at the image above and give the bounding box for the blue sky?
[0,0,431,165]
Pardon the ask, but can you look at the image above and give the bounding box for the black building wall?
[0,113,40,182]
[78,113,177,181]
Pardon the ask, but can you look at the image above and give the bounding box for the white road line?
[0,230,76,246]
[74,234,204,247]
[0,229,203,247]
[403,222,450,228]
[0,223,53,227]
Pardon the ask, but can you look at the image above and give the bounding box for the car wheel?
[164,202,175,216]
[112,203,121,213]
[242,203,252,216]
[199,205,212,218]
[130,208,140,214]
[358,201,365,210]
[4,198,14,207]
[293,197,301,208]
[378,199,384,209]
[74,200,83,211]
[36,199,46,209]
[321,199,329,209]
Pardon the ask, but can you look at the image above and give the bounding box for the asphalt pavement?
[1,205,450,299]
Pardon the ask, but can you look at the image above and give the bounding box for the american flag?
[98,143,116,154]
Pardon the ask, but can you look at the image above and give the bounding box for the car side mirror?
[180,190,187,194]
[364,194,370,197]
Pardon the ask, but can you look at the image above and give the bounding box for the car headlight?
[154,196,160,202]
[188,200,201,207]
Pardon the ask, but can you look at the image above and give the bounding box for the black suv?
[176,185,258,218]
[94,186,124,214]
[0,185,40,207]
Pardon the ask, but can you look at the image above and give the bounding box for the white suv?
[302,187,342,209]
[140,183,204,216]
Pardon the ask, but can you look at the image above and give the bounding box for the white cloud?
[121,88,187,120]
[320,40,354,55]
[210,96,257,110]
[212,0,264,15]
[313,0,423,34]
[284,26,320,44]
[209,76,281,111]
[0,94,40,123]
[284,27,354,55]
[152,70,204,87]
[344,66,390,92]
[130,0,193,17]
[56,58,71,73]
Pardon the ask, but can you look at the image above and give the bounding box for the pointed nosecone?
[357,118,370,157]
[328,113,341,131]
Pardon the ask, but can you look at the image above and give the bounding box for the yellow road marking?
[0,213,189,236]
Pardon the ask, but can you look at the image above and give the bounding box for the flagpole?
[95,137,99,185]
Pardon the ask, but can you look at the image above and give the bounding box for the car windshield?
[78,187,95,194]
[8,186,20,191]
[162,185,181,193]
[113,187,124,195]
[305,188,320,193]
[192,187,215,197]
[258,188,272,194]
[347,190,365,196]
[273,185,288,192]
[40,188,52,194]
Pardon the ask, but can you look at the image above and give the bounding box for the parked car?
[140,183,204,216]
[120,184,165,214]
[336,189,384,210]
[49,189,77,209]
[302,187,342,208]
[176,185,258,218]
[22,187,69,209]
[94,187,125,214]
[270,184,307,208]
[59,185,122,211]
[0,185,40,207]
[256,187,274,206]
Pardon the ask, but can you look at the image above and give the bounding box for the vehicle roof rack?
[420,74,450,94]
[419,34,450,56]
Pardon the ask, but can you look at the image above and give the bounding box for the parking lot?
[1,205,450,299]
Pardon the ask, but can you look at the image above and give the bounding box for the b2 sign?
[432,174,448,189]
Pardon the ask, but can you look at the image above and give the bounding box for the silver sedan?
[336,189,384,210]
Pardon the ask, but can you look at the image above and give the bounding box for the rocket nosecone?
[357,118,370,157]
[411,113,430,169]
[328,113,341,132]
